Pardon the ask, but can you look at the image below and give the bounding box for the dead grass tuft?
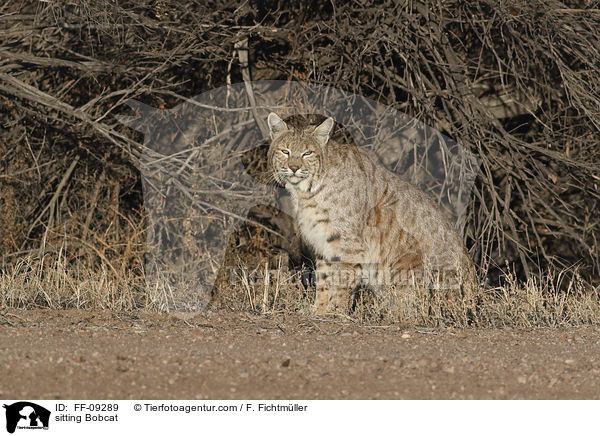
[0,256,152,311]
[2,256,598,328]
[211,264,600,328]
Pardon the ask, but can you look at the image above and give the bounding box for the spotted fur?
[267,113,476,315]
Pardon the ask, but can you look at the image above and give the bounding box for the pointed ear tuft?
[267,112,288,140]
[312,117,334,145]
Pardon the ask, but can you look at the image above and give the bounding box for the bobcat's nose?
[289,165,300,173]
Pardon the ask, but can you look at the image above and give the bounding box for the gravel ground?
[1,309,599,400]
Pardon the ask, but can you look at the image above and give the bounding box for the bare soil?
[1,309,599,400]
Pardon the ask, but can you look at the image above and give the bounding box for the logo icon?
[117,80,480,309]
[3,402,50,434]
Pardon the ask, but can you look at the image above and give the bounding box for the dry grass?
[211,257,600,328]
[7,257,594,328]
[227,261,600,328]
[0,256,149,311]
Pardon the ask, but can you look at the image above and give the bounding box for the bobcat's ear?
[312,117,334,145]
[267,113,288,140]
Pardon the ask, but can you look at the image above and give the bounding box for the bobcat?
[267,112,476,315]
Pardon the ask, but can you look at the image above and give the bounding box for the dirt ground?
[1,309,599,400]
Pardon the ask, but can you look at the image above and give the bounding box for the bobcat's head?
[267,113,334,193]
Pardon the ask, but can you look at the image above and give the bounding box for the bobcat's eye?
[302,150,313,157]
[280,149,290,156]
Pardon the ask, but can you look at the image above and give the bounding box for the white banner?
[0,400,597,435]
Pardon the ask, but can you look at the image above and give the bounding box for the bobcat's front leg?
[313,259,360,315]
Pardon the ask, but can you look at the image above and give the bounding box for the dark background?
[1,0,598,294]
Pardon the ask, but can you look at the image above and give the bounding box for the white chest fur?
[295,199,338,260]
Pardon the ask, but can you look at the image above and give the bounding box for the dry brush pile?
[0,0,598,323]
